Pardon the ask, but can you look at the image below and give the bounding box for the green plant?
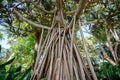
[0,56,31,80]
[95,62,120,80]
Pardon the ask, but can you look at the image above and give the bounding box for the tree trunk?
[13,0,92,80]
[33,29,41,69]
[30,10,92,80]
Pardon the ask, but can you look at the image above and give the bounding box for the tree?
[82,0,120,66]
[7,0,98,80]
[1,0,120,80]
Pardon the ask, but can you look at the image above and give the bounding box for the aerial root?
[31,26,92,80]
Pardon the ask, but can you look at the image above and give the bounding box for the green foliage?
[75,35,100,64]
[0,57,31,80]
[83,0,120,42]
[0,57,15,68]
[0,32,3,39]
[6,34,34,71]
[41,78,47,80]
[95,62,120,80]
[0,28,4,40]
[15,66,31,80]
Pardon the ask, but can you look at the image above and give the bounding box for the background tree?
[82,0,120,66]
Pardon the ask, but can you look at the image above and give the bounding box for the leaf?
[0,73,9,80]
[41,78,47,80]
[6,65,16,80]
[19,66,31,80]
[14,66,22,77]
[15,66,22,72]
[0,57,15,68]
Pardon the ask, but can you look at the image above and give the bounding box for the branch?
[114,42,119,62]
[113,29,120,42]
[105,28,117,62]
[75,0,87,21]
[30,1,54,14]
[57,0,64,11]
[97,39,116,66]
[30,0,75,15]
[65,10,76,14]
[79,21,98,80]
[13,9,51,30]
[68,0,87,29]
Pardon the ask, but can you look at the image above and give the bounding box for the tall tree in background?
[82,0,120,66]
